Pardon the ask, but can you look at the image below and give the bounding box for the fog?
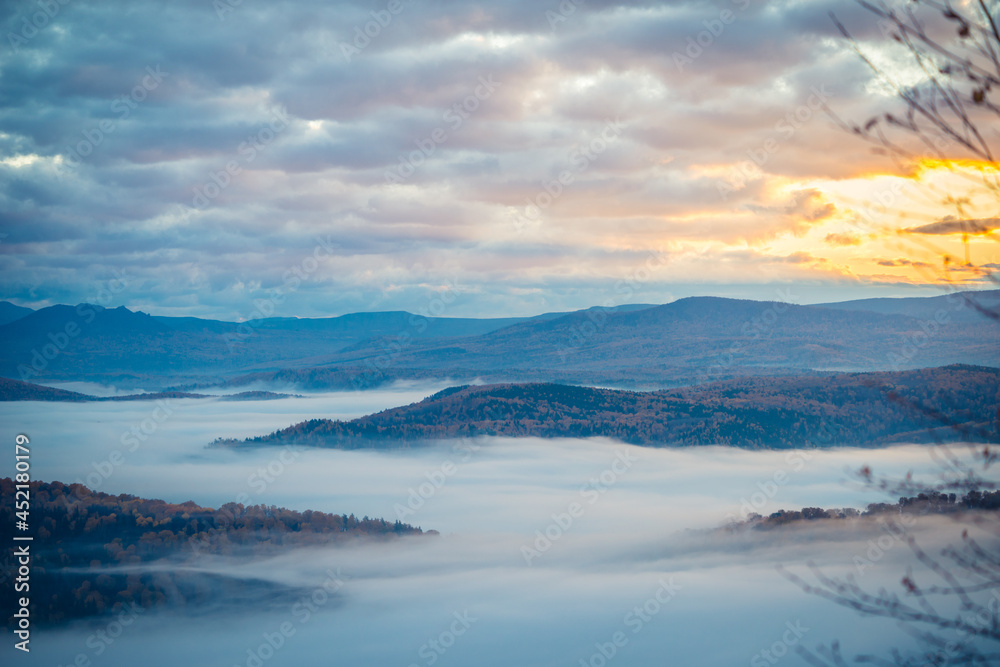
[1,386,993,666]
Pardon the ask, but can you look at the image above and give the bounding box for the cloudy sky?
[1,0,997,319]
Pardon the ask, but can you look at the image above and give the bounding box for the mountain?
[7,303,169,338]
[0,304,554,386]
[0,291,996,390]
[817,289,1000,324]
[251,292,999,389]
[0,301,33,326]
[0,377,295,402]
[214,365,1000,450]
[149,309,554,337]
[0,377,92,401]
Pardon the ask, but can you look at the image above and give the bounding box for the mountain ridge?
[213,365,1000,450]
[0,377,296,402]
[1,290,996,390]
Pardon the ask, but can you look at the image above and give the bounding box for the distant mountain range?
[214,365,1000,449]
[0,302,576,388]
[0,300,32,326]
[0,290,997,390]
[0,377,295,402]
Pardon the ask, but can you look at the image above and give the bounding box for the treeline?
[0,376,295,402]
[730,489,1000,530]
[1,479,424,624]
[215,365,1000,450]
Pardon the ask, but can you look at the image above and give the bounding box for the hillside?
[214,365,1000,449]
[0,377,294,402]
[0,478,425,625]
[0,303,559,387]
[202,291,1000,391]
[284,293,1000,378]
[817,290,1000,324]
[1,291,996,390]
[0,301,33,326]
[0,377,93,401]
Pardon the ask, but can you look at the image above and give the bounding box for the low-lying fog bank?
[2,386,993,665]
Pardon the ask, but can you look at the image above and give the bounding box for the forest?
[216,365,1000,450]
[728,489,1000,531]
[0,478,424,625]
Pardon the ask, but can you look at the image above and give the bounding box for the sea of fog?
[0,385,991,666]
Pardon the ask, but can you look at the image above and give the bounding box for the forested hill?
[0,376,296,402]
[726,489,1000,531]
[216,365,1000,450]
[0,479,425,625]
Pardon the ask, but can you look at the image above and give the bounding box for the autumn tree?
[779,3,1000,662]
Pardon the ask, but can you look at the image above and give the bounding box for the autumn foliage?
[1,478,423,625]
[217,365,1000,450]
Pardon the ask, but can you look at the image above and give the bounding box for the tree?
[829,0,999,304]
[781,444,1000,665]
[778,3,1000,662]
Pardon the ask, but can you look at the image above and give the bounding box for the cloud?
[905,217,1000,236]
[875,258,931,268]
[0,0,976,316]
[824,232,861,246]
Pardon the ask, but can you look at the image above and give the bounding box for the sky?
[1,0,998,320]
